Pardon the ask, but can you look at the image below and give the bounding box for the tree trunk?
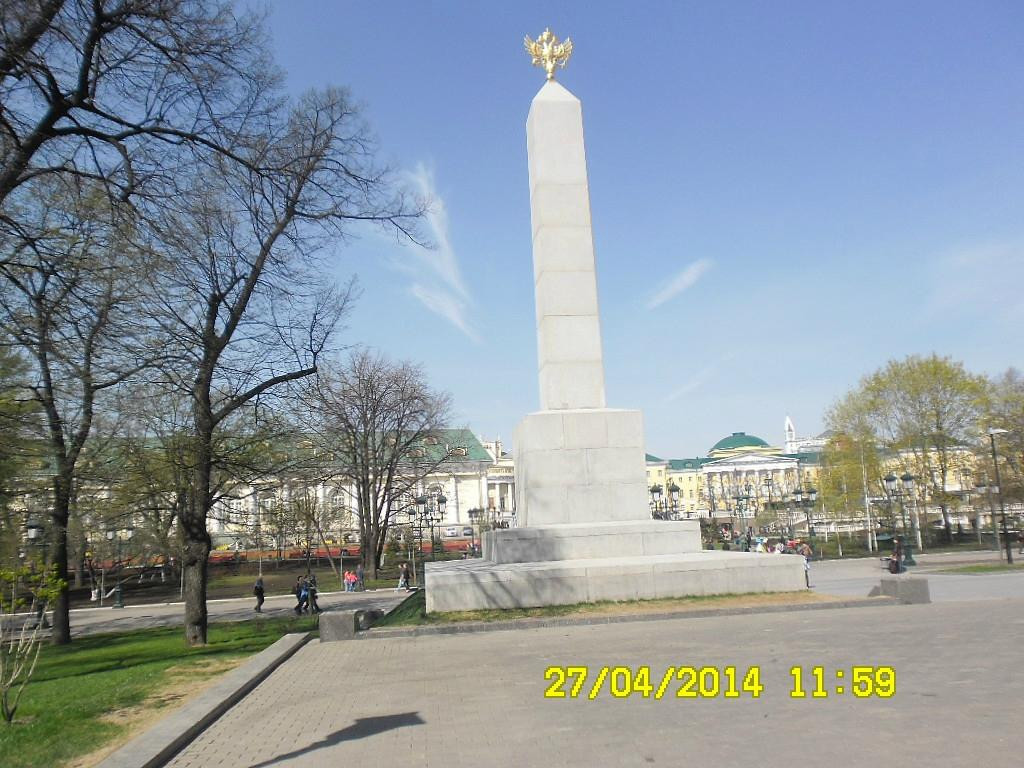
[49,528,71,644]
[49,478,72,645]
[181,406,214,646]
[182,536,210,646]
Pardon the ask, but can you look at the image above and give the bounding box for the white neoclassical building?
[646,425,825,521]
[209,429,514,544]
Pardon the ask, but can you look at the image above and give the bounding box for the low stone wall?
[426,552,806,613]
[484,520,702,564]
[878,576,931,604]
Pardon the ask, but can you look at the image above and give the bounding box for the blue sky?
[261,1,1024,458]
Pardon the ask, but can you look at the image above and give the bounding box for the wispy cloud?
[663,353,735,403]
[410,283,479,343]
[645,259,713,310]
[396,163,479,343]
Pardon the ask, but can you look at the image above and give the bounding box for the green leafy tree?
[984,368,1024,505]
[828,355,989,543]
[1,563,64,724]
[818,431,887,547]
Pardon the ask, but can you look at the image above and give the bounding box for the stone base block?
[425,552,807,613]
[514,408,648,526]
[482,520,701,563]
[319,610,358,642]
[878,576,931,604]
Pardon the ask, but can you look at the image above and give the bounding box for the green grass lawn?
[375,589,829,628]
[0,615,316,768]
[811,536,1003,560]
[932,562,1024,575]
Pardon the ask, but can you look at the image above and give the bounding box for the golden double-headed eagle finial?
[524,28,573,81]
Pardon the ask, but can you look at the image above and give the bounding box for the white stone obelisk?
[528,80,606,411]
[513,79,650,528]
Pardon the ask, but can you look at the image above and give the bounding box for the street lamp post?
[900,472,922,552]
[25,518,51,629]
[763,476,774,523]
[25,517,44,552]
[433,494,446,561]
[804,487,819,538]
[791,488,803,539]
[732,492,751,538]
[742,482,753,534]
[987,428,1013,565]
[884,474,916,567]
[105,526,134,609]
[414,495,428,584]
[649,484,663,519]
[668,483,680,519]
[467,508,477,556]
[974,480,1001,553]
[415,491,447,566]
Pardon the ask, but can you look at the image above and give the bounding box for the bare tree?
[0,0,277,213]
[143,87,422,645]
[0,180,151,643]
[309,350,455,578]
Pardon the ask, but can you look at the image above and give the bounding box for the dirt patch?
[585,590,838,615]
[67,657,244,768]
[431,590,840,624]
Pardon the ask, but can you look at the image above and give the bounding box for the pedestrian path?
[1,589,405,638]
[809,550,1023,601]
[165,596,1024,768]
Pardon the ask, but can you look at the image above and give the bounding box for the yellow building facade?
[646,431,823,523]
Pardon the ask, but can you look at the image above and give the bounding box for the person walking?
[799,542,813,587]
[253,576,265,613]
[396,562,410,592]
[308,573,321,613]
[356,562,365,591]
[294,575,308,614]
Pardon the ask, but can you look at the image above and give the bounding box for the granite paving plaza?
[165,592,1023,768]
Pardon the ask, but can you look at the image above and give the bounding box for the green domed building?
[645,424,823,523]
[708,432,774,458]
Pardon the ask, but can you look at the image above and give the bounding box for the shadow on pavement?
[247,712,425,767]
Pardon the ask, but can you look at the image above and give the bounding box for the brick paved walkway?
[166,596,1024,768]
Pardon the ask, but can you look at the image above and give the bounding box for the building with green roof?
[644,427,823,522]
